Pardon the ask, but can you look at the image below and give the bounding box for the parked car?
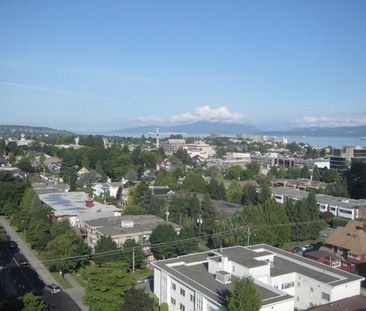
[8,241,17,250]
[44,284,62,294]
[19,259,29,267]
[301,244,315,252]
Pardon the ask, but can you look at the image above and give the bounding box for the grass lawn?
[51,272,71,289]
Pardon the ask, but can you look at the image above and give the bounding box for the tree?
[21,292,47,311]
[200,193,216,234]
[121,288,158,311]
[150,224,178,260]
[181,171,207,193]
[177,222,197,255]
[46,231,89,274]
[173,148,191,165]
[227,165,242,180]
[323,168,340,183]
[225,181,242,203]
[121,239,145,270]
[93,236,121,265]
[228,277,261,311]
[312,166,321,181]
[346,160,366,199]
[84,262,135,311]
[241,185,257,205]
[208,177,225,200]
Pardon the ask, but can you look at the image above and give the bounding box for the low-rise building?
[271,187,366,220]
[320,220,366,273]
[38,192,122,228]
[84,215,180,250]
[152,244,363,311]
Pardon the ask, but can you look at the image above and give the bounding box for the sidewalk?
[0,216,88,311]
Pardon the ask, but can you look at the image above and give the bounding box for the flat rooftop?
[38,192,120,222]
[152,244,363,307]
[84,215,180,236]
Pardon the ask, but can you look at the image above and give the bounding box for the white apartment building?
[152,244,363,311]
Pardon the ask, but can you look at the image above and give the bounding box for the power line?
[21,219,325,266]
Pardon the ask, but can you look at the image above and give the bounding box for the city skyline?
[1,1,366,131]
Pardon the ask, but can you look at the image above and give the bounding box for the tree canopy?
[228,277,261,311]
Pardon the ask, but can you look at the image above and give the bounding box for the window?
[172,282,176,290]
[179,303,185,311]
[310,287,314,292]
[190,294,194,302]
[232,265,235,272]
[281,282,294,290]
[322,292,330,301]
[171,297,176,305]
[180,288,185,296]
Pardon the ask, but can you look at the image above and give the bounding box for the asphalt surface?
[0,222,82,311]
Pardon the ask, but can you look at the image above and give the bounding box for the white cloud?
[170,105,246,123]
[294,116,366,127]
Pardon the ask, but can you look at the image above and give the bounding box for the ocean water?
[285,136,366,148]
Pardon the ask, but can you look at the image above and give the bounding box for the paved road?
[0,216,86,311]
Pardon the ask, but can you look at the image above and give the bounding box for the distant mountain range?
[110,122,366,138]
[262,126,366,137]
[109,121,259,136]
[0,125,74,138]
[1,123,365,139]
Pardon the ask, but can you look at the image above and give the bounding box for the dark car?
[19,259,30,267]
[8,241,18,250]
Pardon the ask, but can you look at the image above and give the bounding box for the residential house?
[320,220,366,274]
[84,214,180,250]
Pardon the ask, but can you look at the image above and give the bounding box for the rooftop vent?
[215,271,231,284]
[121,220,134,228]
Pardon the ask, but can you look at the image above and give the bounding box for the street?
[0,217,83,311]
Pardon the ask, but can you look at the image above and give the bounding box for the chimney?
[85,199,94,208]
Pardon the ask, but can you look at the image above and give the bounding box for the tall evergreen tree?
[228,277,261,311]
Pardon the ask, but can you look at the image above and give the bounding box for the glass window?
[180,288,185,296]
[322,292,330,301]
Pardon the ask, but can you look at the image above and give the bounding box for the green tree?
[228,277,261,311]
[300,165,310,179]
[227,165,242,180]
[121,288,158,311]
[93,236,121,265]
[323,168,340,183]
[150,224,178,259]
[346,160,366,199]
[46,231,89,274]
[177,222,197,255]
[181,171,207,193]
[312,166,321,181]
[241,185,257,205]
[21,292,47,311]
[201,193,216,234]
[121,239,145,270]
[208,177,226,200]
[225,181,242,203]
[84,262,135,311]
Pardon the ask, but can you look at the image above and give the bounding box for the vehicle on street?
[8,241,17,250]
[19,259,30,267]
[44,284,62,294]
[301,244,315,252]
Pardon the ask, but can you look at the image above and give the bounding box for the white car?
[44,284,62,294]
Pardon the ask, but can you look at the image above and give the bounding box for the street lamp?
[197,214,203,238]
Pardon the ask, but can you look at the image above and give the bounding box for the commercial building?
[152,244,363,311]
[84,215,180,250]
[330,146,366,172]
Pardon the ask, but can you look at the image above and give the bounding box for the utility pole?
[132,247,135,275]
[247,227,251,246]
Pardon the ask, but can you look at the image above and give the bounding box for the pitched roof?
[325,220,366,255]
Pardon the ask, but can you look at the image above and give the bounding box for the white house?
[152,244,363,311]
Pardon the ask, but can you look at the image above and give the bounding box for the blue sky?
[1,0,366,131]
